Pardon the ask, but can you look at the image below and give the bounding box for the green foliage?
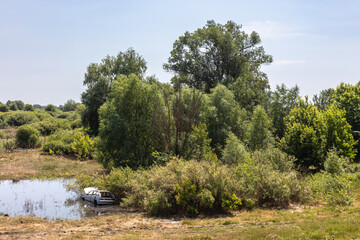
[71,119,82,129]
[221,132,249,165]
[269,84,299,138]
[61,99,79,112]
[24,104,35,111]
[313,88,335,111]
[0,103,9,112]
[323,104,357,160]
[234,148,306,207]
[97,74,158,168]
[281,98,326,169]
[333,83,360,131]
[308,172,352,206]
[29,119,71,136]
[246,105,273,151]
[71,132,94,160]
[9,103,18,111]
[204,85,248,155]
[15,125,40,148]
[324,148,349,175]
[45,104,56,112]
[2,140,16,153]
[7,100,24,110]
[6,112,38,126]
[164,20,272,93]
[81,48,147,136]
[42,130,76,155]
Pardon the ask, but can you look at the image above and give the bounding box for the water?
[0,179,117,220]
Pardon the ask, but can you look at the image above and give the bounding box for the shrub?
[222,132,249,165]
[9,103,18,111]
[45,104,56,112]
[42,130,75,155]
[324,148,349,175]
[24,104,35,111]
[3,140,16,152]
[71,132,95,160]
[15,125,40,148]
[57,112,71,119]
[75,158,244,215]
[30,119,71,136]
[71,119,82,129]
[3,111,39,127]
[308,172,353,206]
[0,103,9,112]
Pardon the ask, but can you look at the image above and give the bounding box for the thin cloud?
[243,21,306,39]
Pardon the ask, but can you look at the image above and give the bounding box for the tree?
[269,84,299,139]
[313,88,335,111]
[9,103,18,111]
[323,104,357,160]
[333,83,360,131]
[7,100,25,110]
[164,20,272,93]
[281,97,326,169]
[0,102,9,112]
[45,104,56,112]
[203,84,247,155]
[24,104,35,111]
[61,99,79,112]
[97,74,159,168]
[81,48,147,135]
[281,98,356,169]
[247,105,273,151]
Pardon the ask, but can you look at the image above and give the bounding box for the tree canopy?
[163,20,272,93]
[81,48,147,135]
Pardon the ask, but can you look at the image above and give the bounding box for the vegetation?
[2,20,360,238]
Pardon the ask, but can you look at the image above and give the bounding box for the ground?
[1,151,360,239]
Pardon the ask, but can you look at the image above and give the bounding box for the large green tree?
[163,20,272,95]
[281,98,356,169]
[203,84,247,155]
[81,48,147,135]
[247,105,273,151]
[269,84,299,139]
[281,98,326,169]
[97,74,159,168]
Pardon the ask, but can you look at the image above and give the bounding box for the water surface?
[0,179,116,220]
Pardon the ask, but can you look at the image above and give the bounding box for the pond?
[0,179,120,220]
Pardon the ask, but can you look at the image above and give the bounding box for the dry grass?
[0,151,103,180]
[1,203,360,239]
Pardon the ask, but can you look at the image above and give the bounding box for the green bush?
[24,104,35,111]
[15,125,40,148]
[324,148,349,175]
[71,132,94,160]
[0,103,9,112]
[308,172,352,206]
[76,158,244,216]
[30,119,71,136]
[221,132,249,165]
[3,140,16,152]
[42,130,75,155]
[71,119,82,129]
[5,112,38,126]
[45,104,56,112]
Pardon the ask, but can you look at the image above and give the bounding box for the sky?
[0,0,359,106]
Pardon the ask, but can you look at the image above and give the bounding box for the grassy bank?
[0,151,103,180]
[1,203,360,239]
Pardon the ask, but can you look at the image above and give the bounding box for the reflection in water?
[0,179,112,220]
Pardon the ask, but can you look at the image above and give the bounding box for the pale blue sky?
[0,0,359,106]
